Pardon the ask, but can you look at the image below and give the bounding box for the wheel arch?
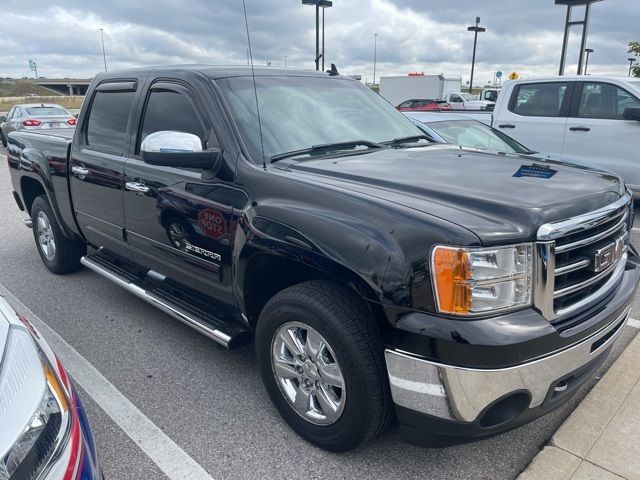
[239,250,387,332]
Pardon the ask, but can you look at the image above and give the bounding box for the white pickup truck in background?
[443,91,494,110]
[489,76,640,190]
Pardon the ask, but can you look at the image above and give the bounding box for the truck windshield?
[217,76,423,161]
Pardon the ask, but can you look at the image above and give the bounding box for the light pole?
[467,17,485,94]
[373,33,378,85]
[99,28,107,72]
[302,0,332,71]
[629,58,637,76]
[584,48,593,74]
[556,0,602,76]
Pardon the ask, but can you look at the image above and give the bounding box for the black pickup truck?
[6,65,639,452]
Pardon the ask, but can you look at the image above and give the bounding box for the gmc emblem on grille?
[593,236,625,272]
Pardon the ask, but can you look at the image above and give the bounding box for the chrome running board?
[81,254,249,348]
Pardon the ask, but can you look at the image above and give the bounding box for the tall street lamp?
[584,48,593,74]
[99,28,108,72]
[302,0,332,71]
[629,58,637,76]
[373,33,378,85]
[467,17,485,94]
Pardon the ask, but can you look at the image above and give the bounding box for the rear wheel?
[31,195,86,274]
[256,280,392,452]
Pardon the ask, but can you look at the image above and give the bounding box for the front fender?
[232,196,478,319]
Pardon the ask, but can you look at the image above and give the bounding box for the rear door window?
[577,82,640,119]
[511,82,568,117]
[85,90,135,154]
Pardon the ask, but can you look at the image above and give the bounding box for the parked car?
[6,65,639,452]
[490,76,640,191]
[0,104,77,147]
[396,99,452,111]
[404,111,547,157]
[0,296,101,479]
[444,91,494,110]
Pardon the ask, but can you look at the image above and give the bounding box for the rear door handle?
[498,124,515,129]
[71,165,89,178]
[125,181,150,194]
[569,126,591,132]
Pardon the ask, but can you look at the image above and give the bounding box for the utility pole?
[99,28,108,72]
[467,17,485,94]
[373,33,378,85]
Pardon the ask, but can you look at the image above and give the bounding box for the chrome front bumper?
[385,306,630,423]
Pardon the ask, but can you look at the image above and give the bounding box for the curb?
[518,329,640,480]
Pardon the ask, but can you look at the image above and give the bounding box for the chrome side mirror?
[141,131,221,173]
[141,130,203,153]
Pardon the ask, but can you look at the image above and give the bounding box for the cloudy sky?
[1,0,638,85]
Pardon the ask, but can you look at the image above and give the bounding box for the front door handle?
[125,181,150,194]
[569,126,591,132]
[71,165,89,177]
[498,124,516,129]
[71,165,89,179]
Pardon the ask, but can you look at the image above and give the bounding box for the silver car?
[0,104,76,147]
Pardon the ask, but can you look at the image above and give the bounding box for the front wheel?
[0,130,7,148]
[31,195,86,274]
[256,281,392,452]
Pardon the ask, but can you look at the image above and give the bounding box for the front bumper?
[385,260,639,446]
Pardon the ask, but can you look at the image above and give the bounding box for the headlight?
[0,327,70,480]
[431,243,533,316]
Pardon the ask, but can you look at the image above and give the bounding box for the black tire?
[0,130,7,148]
[256,280,392,452]
[31,195,86,274]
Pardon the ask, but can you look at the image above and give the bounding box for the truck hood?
[283,145,624,244]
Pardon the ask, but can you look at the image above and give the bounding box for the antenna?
[242,0,266,168]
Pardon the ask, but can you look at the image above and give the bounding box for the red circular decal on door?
[198,209,226,239]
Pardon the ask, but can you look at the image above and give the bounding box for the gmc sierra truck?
[6,66,639,452]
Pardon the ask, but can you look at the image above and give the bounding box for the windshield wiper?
[270,140,384,163]
[382,135,433,147]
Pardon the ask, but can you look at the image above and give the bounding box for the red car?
[396,99,453,111]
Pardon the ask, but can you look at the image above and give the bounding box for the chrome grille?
[535,194,632,321]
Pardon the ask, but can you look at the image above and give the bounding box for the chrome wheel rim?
[271,321,346,426]
[168,222,188,248]
[36,211,56,261]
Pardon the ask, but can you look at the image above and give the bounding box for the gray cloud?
[0,0,638,85]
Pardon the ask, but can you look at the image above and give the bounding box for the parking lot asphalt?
[1,147,639,480]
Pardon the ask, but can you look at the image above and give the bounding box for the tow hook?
[23,218,33,229]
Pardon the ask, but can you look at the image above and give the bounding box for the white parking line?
[0,283,215,480]
[628,317,640,329]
